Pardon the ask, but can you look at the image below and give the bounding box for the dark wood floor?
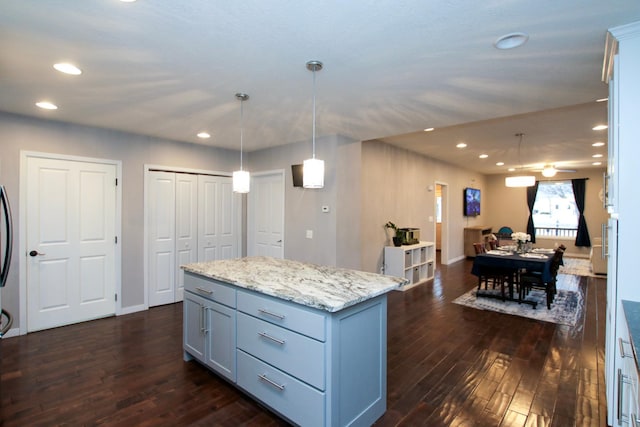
[0,257,607,426]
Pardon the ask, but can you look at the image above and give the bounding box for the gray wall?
[0,112,238,327]
[359,140,488,274]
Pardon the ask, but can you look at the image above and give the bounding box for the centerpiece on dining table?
[511,231,531,254]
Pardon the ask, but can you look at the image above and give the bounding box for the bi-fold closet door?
[147,171,240,307]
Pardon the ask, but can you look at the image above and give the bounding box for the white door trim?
[19,151,122,335]
[434,180,449,265]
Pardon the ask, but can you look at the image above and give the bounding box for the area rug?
[558,257,601,278]
[452,287,582,326]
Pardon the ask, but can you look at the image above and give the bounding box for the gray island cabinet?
[182,256,406,427]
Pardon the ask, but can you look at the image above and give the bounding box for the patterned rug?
[452,287,583,326]
[558,257,601,278]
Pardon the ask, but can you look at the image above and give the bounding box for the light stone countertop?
[182,256,407,313]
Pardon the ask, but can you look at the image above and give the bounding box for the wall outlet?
[306,230,313,239]
[322,205,330,213]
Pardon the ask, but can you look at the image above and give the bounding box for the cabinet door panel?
[183,293,206,362]
[206,301,236,382]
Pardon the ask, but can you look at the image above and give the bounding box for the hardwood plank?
[0,257,606,426]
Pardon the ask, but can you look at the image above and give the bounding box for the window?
[532,181,579,238]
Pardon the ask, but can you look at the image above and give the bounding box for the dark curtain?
[526,181,539,243]
[572,178,591,247]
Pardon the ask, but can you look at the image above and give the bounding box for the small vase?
[517,241,525,253]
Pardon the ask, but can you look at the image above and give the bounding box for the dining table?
[471,248,558,308]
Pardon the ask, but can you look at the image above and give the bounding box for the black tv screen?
[464,187,481,216]
[291,164,303,187]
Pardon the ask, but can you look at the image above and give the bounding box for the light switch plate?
[306,230,313,239]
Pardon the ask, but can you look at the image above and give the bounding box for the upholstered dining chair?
[518,247,565,309]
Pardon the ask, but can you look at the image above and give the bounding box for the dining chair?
[473,242,486,255]
[518,247,564,309]
[488,240,498,250]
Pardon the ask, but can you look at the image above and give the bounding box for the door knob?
[29,250,45,257]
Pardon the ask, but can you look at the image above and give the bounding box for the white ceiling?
[1,1,639,175]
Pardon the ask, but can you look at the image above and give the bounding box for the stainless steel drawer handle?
[258,308,285,320]
[258,331,286,345]
[620,338,632,358]
[258,373,285,391]
[196,286,213,295]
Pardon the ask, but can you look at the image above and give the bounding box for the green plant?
[384,221,403,238]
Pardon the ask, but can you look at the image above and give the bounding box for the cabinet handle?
[620,338,633,359]
[258,308,285,320]
[258,373,285,391]
[618,368,632,425]
[196,286,213,295]
[602,223,608,259]
[200,305,205,333]
[258,331,286,345]
[603,172,609,209]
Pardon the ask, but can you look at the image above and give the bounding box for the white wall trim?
[19,150,123,335]
[119,303,147,316]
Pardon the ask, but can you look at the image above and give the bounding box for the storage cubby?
[384,241,436,291]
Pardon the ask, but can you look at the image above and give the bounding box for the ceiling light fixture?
[197,132,210,139]
[593,162,602,166]
[494,32,529,50]
[496,162,504,166]
[479,154,488,159]
[53,62,82,75]
[35,101,58,110]
[505,133,535,187]
[423,127,435,132]
[542,165,557,178]
[593,154,603,158]
[232,93,250,194]
[592,124,608,131]
[592,142,605,147]
[456,143,467,148]
[303,60,324,189]
[596,98,608,103]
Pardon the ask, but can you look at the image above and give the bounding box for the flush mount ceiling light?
[232,93,250,194]
[53,62,82,75]
[456,143,467,148]
[303,60,324,189]
[197,132,210,139]
[479,154,488,159]
[592,124,608,131]
[505,133,535,187]
[494,32,529,50]
[35,101,58,110]
[423,127,434,132]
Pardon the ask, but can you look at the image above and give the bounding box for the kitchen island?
[182,256,406,427]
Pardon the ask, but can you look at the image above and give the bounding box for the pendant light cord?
[312,66,317,159]
[240,98,244,170]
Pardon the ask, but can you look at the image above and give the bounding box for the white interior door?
[26,156,117,332]
[175,173,198,302]
[248,171,284,258]
[198,175,241,262]
[148,171,176,307]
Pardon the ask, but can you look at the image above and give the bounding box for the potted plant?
[385,221,403,247]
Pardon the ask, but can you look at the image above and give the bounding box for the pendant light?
[232,93,250,193]
[505,133,535,187]
[303,60,324,189]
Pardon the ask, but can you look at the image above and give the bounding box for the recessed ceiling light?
[496,162,504,166]
[456,143,467,148]
[508,168,516,172]
[596,98,608,103]
[53,62,82,75]
[593,162,602,166]
[479,154,488,159]
[494,32,529,50]
[592,142,605,147]
[423,127,434,132]
[35,101,58,110]
[592,124,608,131]
[592,154,603,158]
[197,132,211,139]
[120,0,137,2]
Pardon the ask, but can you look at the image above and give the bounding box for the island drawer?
[237,290,325,341]
[237,350,324,427]
[185,273,236,308]
[237,312,325,390]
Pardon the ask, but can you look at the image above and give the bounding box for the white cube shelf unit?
[384,241,435,291]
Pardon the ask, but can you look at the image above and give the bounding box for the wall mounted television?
[291,164,303,187]
[464,187,481,217]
